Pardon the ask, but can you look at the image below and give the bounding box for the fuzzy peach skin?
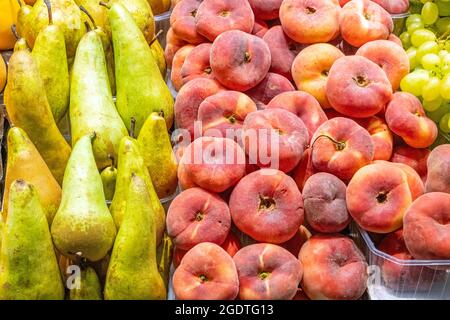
[174,78,224,138]
[292,43,344,109]
[374,160,424,201]
[371,0,409,14]
[303,172,350,233]
[242,109,309,173]
[229,169,304,244]
[245,73,295,106]
[263,26,304,80]
[173,242,239,300]
[233,243,303,300]
[248,0,283,20]
[293,148,316,191]
[311,117,374,182]
[180,43,214,86]
[173,231,241,268]
[195,0,255,42]
[178,137,246,193]
[280,226,312,258]
[165,28,189,67]
[339,0,393,47]
[425,144,450,194]
[377,229,444,291]
[266,91,328,141]
[391,145,430,182]
[210,30,271,91]
[327,56,393,118]
[280,0,341,44]
[252,19,269,38]
[403,193,450,261]
[171,44,195,91]
[170,0,207,44]
[347,163,412,233]
[299,234,368,300]
[388,33,403,47]
[198,91,257,140]
[385,92,438,149]
[167,188,231,250]
[356,40,409,91]
[355,116,393,161]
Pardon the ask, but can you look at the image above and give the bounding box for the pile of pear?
[0,0,178,300]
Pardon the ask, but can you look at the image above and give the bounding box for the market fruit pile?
[0,0,175,300]
[166,0,450,300]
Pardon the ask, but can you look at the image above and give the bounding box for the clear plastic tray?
[391,13,409,36]
[155,10,172,49]
[350,223,450,300]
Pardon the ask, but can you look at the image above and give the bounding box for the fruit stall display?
[0,0,449,301]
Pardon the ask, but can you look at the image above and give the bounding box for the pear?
[4,48,71,184]
[110,132,165,245]
[157,232,173,292]
[149,33,166,77]
[25,0,86,60]
[138,112,177,199]
[105,2,174,135]
[2,127,61,225]
[76,0,108,31]
[106,0,155,45]
[16,0,33,40]
[104,173,166,300]
[51,134,116,262]
[70,25,127,170]
[0,215,3,251]
[32,0,70,123]
[0,180,64,300]
[100,156,117,202]
[147,0,171,15]
[69,266,102,300]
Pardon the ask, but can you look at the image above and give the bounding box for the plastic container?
[155,10,172,49]
[350,223,450,300]
[391,13,410,36]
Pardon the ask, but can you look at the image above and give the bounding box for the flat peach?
[180,43,214,86]
[170,0,207,44]
[355,116,393,161]
[245,73,295,107]
[391,145,430,182]
[425,144,450,194]
[171,44,195,91]
[248,0,283,20]
[293,148,316,191]
[372,0,409,14]
[252,19,269,38]
[165,28,189,67]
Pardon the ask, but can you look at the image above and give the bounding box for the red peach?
[292,43,344,109]
[234,243,303,300]
[293,148,316,191]
[195,0,255,42]
[355,116,393,161]
[252,19,269,38]
[391,145,430,182]
[299,234,368,300]
[210,30,271,91]
[245,73,295,106]
[173,242,239,300]
[385,92,438,149]
[170,0,207,44]
[371,0,409,14]
[388,33,403,47]
[229,169,304,244]
[248,0,283,20]
[280,0,341,44]
[280,225,312,258]
[425,144,450,194]
[165,28,189,67]
[347,163,412,233]
[171,44,195,91]
[180,43,214,86]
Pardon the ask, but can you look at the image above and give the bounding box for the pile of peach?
[165,0,450,300]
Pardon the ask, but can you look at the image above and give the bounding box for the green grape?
[439,113,450,133]
[411,29,437,47]
[436,18,450,36]
[420,0,432,3]
[423,97,443,112]
[408,22,425,33]
[441,74,450,99]
[423,77,442,101]
[399,32,412,49]
[442,55,450,74]
[400,69,430,96]
[406,14,423,27]
[421,53,441,70]
[416,41,440,61]
[437,0,450,17]
[406,47,418,70]
[422,2,439,25]
[427,100,450,122]
[439,50,449,60]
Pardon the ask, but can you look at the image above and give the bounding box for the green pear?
[51,134,117,262]
[16,0,33,40]
[32,0,70,123]
[106,2,174,135]
[157,232,173,292]
[110,133,165,245]
[70,26,127,169]
[4,47,72,184]
[147,0,171,15]
[104,173,166,300]
[76,0,108,31]
[100,157,117,202]
[0,215,3,251]
[138,112,177,199]
[69,266,102,300]
[149,34,166,77]
[0,180,64,300]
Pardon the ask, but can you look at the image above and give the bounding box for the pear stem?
[79,5,98,29]
[159,110,165,118]
[149,30,163,46]
[99,1,111,9]
[90,131,97,141]
[84,21,92,32]
[17,0,22,7]
[108,154,115,169]
[130,118,136,138]
[10,25,20,40]
[43,0,53,25]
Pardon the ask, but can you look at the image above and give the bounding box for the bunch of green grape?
[399,0,450,134]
